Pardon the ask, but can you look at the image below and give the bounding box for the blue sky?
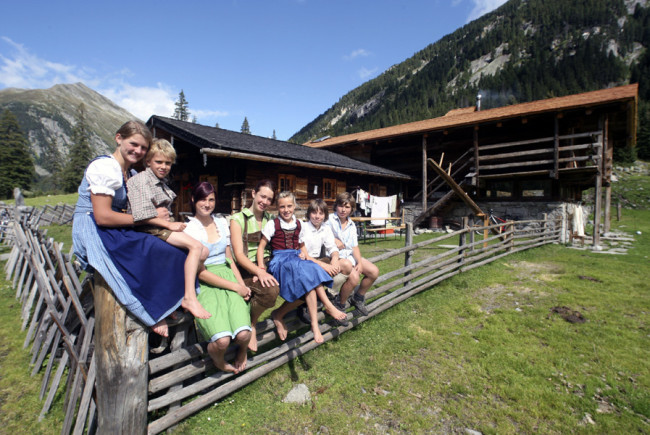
[0,0,507,140]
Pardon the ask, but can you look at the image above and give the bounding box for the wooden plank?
[426,158,484,216]
[72,353,97,435]
[32,300,71,376]
[61,317,95,435]
[21,281,39,330]
[479,159,554,170]
[478,147,554,161]
[24,294,45,348]
[39,348,70,420]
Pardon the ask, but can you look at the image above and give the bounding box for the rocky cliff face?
[0,82,138,175]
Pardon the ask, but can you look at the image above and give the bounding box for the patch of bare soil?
[549,306,586,323]
[506,261,564,281]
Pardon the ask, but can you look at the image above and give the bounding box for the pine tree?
[215,122,220,128]
[41,136,64,192]
[637,104,650,160]
[173,90,190,121]
[61,103,94,193]
[0,109,35,199]
[192,115,198,124]
[240,117,251,134]
[272,129,277,140]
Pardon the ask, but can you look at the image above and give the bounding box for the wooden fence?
[1,207,561,434]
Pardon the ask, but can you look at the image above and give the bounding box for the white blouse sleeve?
[85,158,123,196]
[261,219,276,241]
[183,217,207,243]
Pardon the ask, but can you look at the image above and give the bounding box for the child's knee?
[347,270,361,285]
[366,263,379,280]
[215,336,231,350]
[236,330,251,343]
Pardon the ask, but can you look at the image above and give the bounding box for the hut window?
[485,181,513,198]
[521,180,550,198]
[323,178,336,199]
[278,174,296,193]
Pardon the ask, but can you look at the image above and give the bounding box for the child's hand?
[324,263,338,276]
[298,252,306,260]
[354,263,362,273]
[257,269,279,287]
[234,284,251,301]
[169,222,187,232]
[335,239,345,250]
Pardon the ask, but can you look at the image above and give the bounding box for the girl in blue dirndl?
[256,192,346,344]
[72,121,189,337]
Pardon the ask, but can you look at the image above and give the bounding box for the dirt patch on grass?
[506,261,564,281]
[473,261,563,312]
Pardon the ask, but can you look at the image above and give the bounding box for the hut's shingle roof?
[148,116,410,180]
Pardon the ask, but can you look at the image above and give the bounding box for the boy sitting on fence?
[126,138,211,320]
[299,198,350,326]
[326,192,379,317]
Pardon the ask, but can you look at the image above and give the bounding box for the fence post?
[93,273,148,434]
[458,216,468,264]
[542,213,548,241]
[507,221,514,251]
[404,223,413,286]
[469,220,475,252]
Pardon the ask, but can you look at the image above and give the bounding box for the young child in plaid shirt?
[127,139,211,320]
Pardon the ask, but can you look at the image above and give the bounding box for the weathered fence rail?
[1,206,560,434]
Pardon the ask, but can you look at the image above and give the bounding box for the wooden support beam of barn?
[199,148,407,180]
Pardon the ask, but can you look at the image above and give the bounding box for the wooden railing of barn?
[1,206,561,434]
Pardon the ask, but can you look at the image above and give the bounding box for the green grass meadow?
[0,205,649,433]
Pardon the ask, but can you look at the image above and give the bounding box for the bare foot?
[325,305,347,321]
[181,297,212,319]
[272,309,288,340]
[152,319,169,337]
[215,360,238,374]
[234,347,248,373]
[312,325,324,343]
[248,325,258,351]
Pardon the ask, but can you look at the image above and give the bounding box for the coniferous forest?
[291,0,650,162]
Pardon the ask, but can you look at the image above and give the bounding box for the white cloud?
[466,0,508,22]
[0,37,225,123]
[344,48,371,61]
[0,37,94,88]
[99,82,177,121]
[358,67,378,80]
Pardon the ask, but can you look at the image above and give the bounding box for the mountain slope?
[290,0,649,144]
[0,83,138,175]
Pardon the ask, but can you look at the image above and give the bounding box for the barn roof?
[306,84,638,148]
[147,116,411,180]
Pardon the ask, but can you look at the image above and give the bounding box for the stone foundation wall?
[403,200,591,243]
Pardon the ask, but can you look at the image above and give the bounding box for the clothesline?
[354,189,398,225]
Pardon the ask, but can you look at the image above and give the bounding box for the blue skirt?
[268,249,333,303]
[96,224,187,324]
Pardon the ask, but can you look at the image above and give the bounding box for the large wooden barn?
[146,116,410,218]
[306,84,638,241]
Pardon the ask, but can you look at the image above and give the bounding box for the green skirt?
[195,263,251,342]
